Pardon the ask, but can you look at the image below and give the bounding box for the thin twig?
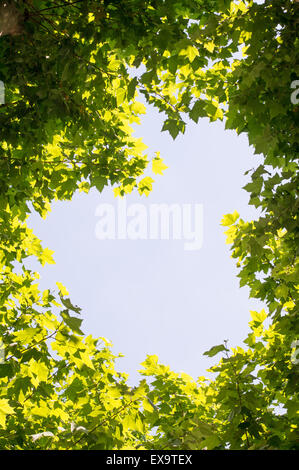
[6,322,64,362]
[35,0,85,13]
[66,398,139,449]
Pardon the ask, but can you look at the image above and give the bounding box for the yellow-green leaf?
[0,399,14,428]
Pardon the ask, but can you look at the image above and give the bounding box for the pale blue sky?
[27,104,264,385]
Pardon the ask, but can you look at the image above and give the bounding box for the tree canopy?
[0,0,298,450]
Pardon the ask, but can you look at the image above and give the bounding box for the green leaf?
[221,211,239,226]
[116,88,126,106]
[60,296,82,314]
[203,344,228,357]
[92,175,106,193]
[127,77,138,101]
[161,119,185,139]
[152,156,168,175]
[189,101,206,123]
[0,399,14,428]
[61,310,84,335]
[0,364,14,379]
[56,282,69,296]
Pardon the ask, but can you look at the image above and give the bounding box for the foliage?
[0,0,298,449]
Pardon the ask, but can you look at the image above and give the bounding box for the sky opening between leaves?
[26,100,265,385]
